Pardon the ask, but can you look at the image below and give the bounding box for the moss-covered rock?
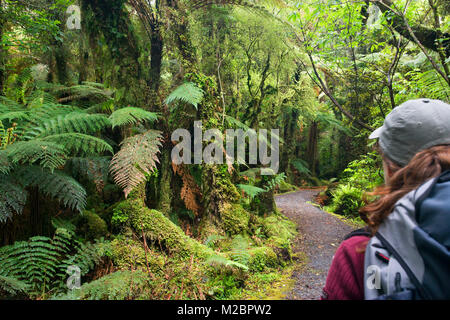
[114,199,215,260]
[110,237,165,272]
[220,203,251,236]
[248,246,279,272]
[261,213,297,263]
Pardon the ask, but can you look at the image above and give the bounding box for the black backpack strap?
[343,227,371,241]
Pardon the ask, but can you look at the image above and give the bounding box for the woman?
[321,99,450,300]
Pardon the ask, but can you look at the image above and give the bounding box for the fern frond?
[0,228,108,298]
[68,157,111,191]
[205,254,249,271]
[25,113,110,139]
[265,172,287,191]
[109,107,159,129]
[110,130,162,198]
[0,176,28,223]
[42,133,113,156]
[237,184,265,199]
[291,159,310,175]
[165,82,204,109]
[230,235,250,266]
[16,166,87,213]
[0,275,29,296]
[0,111,29,123]
[0,151,11,174]
[6,140,67,171]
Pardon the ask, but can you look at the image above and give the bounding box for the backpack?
[363,170,450,300]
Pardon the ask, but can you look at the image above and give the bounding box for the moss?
[110,237,165,272]
[115,199,215,260]
[248,246,279,272]
[76,210,108,240]
[259,213,297,263]
[220,203,251,236]
[276,180,297,194]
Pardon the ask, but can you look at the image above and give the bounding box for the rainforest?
[0,0,448,302]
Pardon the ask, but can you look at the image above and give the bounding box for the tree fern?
[165,82,205,110]
[25,113,110,139]
[6,140,67,171]
[68,157,111,192]
[43,133,113,157]
[0,228,109,298]
[0,176,27,223]
[15,166,87,213]
[109,107,159,129]
[110,130,163,198]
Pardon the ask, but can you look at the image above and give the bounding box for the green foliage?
[324,184,365,218]
[108,107,159,129]
[165,82,205,110]
[291,159,311,175]
[229,235,251,267]
[0,228,109,299]
[237,184,265,199]
[109,130,163,198]
[16,166,88,214]
[264,173,287,191]
[56,270,151,300]
[0,275,29,297]
[0,89,114,221]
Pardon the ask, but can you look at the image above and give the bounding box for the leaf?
[6,140,67,171]
[110,130,163,198]
[165,82,204,110]
[109,107,159,129]
[15,166,87,213]
[237,184,265,199]
[42,133,113,156]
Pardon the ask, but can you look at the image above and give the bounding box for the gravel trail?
[275,189,356,300]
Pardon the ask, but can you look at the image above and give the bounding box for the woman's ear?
[382,159,394,184]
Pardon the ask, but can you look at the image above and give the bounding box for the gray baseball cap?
[369,98,450,167]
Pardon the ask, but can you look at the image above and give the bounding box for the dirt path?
[275,189,356,300]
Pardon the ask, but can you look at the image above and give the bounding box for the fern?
[0,176,28,223]
[408,68,450,101]
[110,130,163,198]
[6,140,67,171]
[264,172,287,191]
[109,107,159,129]
[165,82,205,110]
[291,159,311,175]
[42,133,113,156]
[204,234,226,248]
[0,275,29,297]
[68,157,111,191]
[237,184,265,199]
[205,255,249,272]
[16,166,87,213]
[229,235,251,267]
[0,229,109,298]
[25,113,110,139]
[54,270,150,300]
